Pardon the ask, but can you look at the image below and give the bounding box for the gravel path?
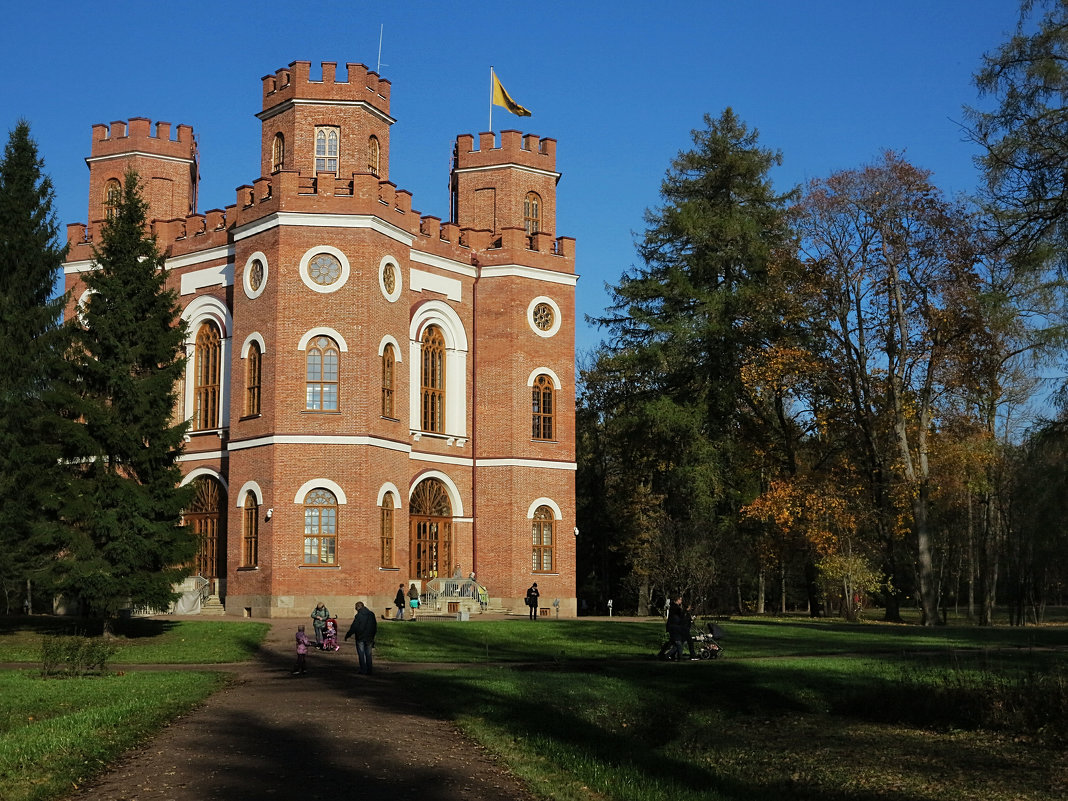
[68,618,537,801]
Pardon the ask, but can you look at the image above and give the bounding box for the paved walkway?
[69,617,537,801]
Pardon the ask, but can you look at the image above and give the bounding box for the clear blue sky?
[1,0,1020,355]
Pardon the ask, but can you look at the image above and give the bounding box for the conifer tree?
[591,109,798,606]
[0,121,71,613]
[63,171,194,623]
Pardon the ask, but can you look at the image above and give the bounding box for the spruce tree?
[63,171,194,622]
[0,121,71,614]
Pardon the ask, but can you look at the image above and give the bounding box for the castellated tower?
[62,61,576,621]
[84,118,197,238]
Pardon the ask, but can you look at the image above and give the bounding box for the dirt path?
[70,619,537,801]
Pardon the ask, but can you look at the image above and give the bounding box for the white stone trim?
[528,295,562,338]
[376,482,402,507]
[527,497,563,519]
[180,466,228,491]
[298,245,350,294]
[377,334,402,360]
[293,478,348,505]
[236,481,265,507]
[409,470,464,517]
[410,268,462,301]
[298,327,348,351]
[379,255,402,302]
[527,367,562,389]
[242,251,269,299]
[241,332,267,358]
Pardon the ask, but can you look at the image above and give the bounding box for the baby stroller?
[691,622,725,660]
[320,618,340,652]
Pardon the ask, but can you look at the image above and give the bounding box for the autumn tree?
[795,152,981,625]
[0,121,72,613]
[61,171,194,626]
[969,0,1068,261]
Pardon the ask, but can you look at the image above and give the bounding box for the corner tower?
[451,130,559,235]
[85,118,197,237]
[257,61,393,180]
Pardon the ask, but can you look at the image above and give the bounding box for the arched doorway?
[185,476,227,596]
[410,478,451,580]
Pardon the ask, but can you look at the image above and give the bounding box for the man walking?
[394,583,407,621]
[344,601,378,675]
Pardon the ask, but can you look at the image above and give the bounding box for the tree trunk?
[756,569,765,614]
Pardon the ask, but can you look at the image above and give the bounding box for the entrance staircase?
[200,595,226,616]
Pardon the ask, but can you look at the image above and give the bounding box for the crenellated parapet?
[89,118,195,162]
[261,61,390,117]
[454,130,557,172]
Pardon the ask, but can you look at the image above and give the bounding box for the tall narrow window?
[380,494,395,567]
[303,488,337,564]
[245,341,262,417]
[368,135,380,177]
[381,344,395,418]
[242,492,259,567]
[306,336,339,411]
[315,127,339,173]
[271,133,285,172]
[532,505,555,572]
[532,374,555,440]
[421,326,445,432]
[104,178,122,220]
[194,323,221,431]
[524,191,541,234]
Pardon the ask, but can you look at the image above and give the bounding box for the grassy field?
[0,614,1065,801]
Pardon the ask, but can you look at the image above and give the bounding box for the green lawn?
[0,614,1065,801]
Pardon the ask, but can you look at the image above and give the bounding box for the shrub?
[39,633,117,677]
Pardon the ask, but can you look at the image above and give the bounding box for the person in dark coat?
[344,602,378,674]
[664,596,688,661]
[525,582,540,620]
[394,583,407,621]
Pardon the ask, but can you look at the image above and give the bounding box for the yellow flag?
[491,70,532,117]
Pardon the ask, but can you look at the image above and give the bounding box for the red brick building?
[62,61,577,618]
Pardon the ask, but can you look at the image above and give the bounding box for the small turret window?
[272,133,285,173]
[368,135,380,177]
[315,127,339,173]
[104,178,122,220]
[524,191,541,234]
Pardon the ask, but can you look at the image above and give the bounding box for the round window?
[248,259,264,291]
[533,302,555,331]
[309,253,342,286]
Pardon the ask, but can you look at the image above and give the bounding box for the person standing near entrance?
[408,583,420,621]
[526,582,540,620]
[394,583,407,621]
[344,602,378,675]
[310,602,330,648]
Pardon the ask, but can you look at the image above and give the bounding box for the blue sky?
[1,1,1020,355]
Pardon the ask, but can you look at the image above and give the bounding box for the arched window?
[421,326,445,433]
[532,374,554,440]
[315,127,339,173]
[194,323,221,430]
[271,133,285,173]
[303,488,337,564]
[368,135,380,177]
[242,492,259,567]
[380,493,395,567]
[185,477,226,586]
[532,505,555,573]
[306,336,339,411]
[245,341,261,417]
[524,191,541,235]
[410,478,452,580]
[104,178,122,220]
[382,344,395,418]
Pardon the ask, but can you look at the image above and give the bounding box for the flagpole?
[489,66,494,133]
